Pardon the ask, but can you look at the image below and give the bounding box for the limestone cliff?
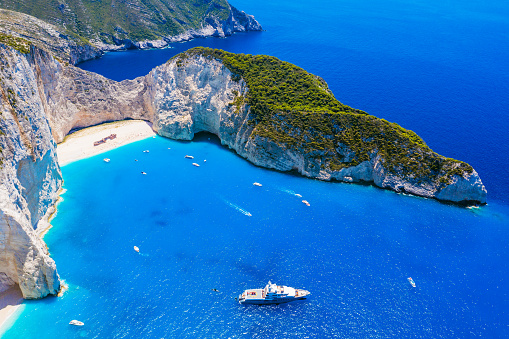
[0,43,61,298]
[28,47,153,142]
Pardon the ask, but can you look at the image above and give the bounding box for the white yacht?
[238,281,310,305]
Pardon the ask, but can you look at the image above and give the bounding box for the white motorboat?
[239,281,310,305]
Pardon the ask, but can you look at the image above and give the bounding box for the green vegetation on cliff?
[0,0,234,45]
[176,47,473,185]
[0,32,30,53]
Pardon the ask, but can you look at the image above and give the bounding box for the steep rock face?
[148,56,247,141]
[28,47,153,143]
[435,172,487,203]
[0,44,61,298]
[164,4,262,44]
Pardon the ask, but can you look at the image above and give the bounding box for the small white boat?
[103,158,110,163]
[141,171,147,175]
[204,160,207,162]
[302,200,310,206]
[143,150,149,153]
[69,320,84,326]
[134,246,140,253]
[295,194,302,198]
[408,277,416,287]
[192,163,200,167]
[185,155,194,159]
[253,182,262,187]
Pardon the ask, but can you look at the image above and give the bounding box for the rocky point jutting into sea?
[0,11,485,299]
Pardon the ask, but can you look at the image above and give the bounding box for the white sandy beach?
[0,285,23,333]
[57,120,156,166]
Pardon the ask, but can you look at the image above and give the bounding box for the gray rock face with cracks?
[0,44,61,298]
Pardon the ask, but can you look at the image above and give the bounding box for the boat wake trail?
[278,187,302,198]
[223,199,252,217]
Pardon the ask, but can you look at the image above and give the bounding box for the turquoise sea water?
[4,135,509,338]
[3,0,509,337]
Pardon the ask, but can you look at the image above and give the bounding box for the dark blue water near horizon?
[3,0,509,338]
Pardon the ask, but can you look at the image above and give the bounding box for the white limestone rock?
[166,5,262,43]
[27,47,154,143]
[0,44,61,298]
[149,55,245,142]
[436,170,487,203]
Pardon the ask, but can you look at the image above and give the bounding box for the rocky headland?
[0,31,486,299]
[0,0,262,65]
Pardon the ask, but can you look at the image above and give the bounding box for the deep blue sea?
[2,0,509,337]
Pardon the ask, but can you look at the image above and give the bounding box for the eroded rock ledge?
[0,42,486,299]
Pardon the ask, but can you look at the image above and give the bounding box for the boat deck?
[243,289,264,300]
